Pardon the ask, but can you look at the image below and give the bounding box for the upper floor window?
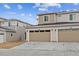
[69,14,73,20]
[11,33,13,37]
[17,22,18,27]
[57,14,61,17]
[2,22,4,24]
[44,16,48,22]
[8,22,10,26]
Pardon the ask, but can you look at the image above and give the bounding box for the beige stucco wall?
[74,13,79,22]
[0,20,31,28]
[8,21,30,41]
[6,30,26,42]
[18,22,24,27]
[1,22,9,26]
[57,14,70,22]
[10,21,31,28]
[0,19,6,21]
[38,14,56,24]
[56,13,79,22]
[14,27,26,41]
[10,21,17,26]
[6,32,17,42]
[38,13,79,24]
[0,30,16,43]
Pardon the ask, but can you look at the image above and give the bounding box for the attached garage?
[0,27,16,43]
[0,33,4,43]
[58,29,79,42]
[29,30,50,42]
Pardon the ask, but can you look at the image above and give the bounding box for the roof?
[0,17,32,26]
[0,26,16,32]
[38,10,79,16]
[0,17,7,21]
[38,22,79,25]
[27,22,79,29]
[38,13,56,16]
[27,25,79,29]
[57,10,79,14]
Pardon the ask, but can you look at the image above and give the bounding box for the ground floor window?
[30,31,34,32]
[40,30,44,32]
[25,32,26,40]
[35,30,39,32]
[11,33,13,36]
[45,30,50,32]
[30,30,50,33]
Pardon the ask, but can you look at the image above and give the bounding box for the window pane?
[35,30,39,32]
[44,16,48,21]
[70,14,73,20]
[40,30,44,32]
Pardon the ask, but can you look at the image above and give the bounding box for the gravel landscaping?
[0,41,25,49]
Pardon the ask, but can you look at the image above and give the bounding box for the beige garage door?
[29,30,50,42]
[58,29,79,42]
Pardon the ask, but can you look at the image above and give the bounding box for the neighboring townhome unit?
[8,19,32,41]
[0,26,16,43]
[9,19,32,28]
[26,11,79,42]
[0,18,32,43]
[0,18,32,28]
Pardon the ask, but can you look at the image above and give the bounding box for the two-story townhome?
[1,10,79,43]
[26,11,79,42]
[0,18,32,43]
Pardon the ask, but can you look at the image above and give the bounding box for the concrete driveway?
[12,42,79,51]
[0,42,79,56]
[0,49,79,56]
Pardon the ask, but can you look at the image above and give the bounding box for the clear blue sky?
[0,3,79,25]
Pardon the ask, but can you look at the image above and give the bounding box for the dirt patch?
[0,40,25,49]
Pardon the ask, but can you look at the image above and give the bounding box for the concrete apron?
[11,42,79,51]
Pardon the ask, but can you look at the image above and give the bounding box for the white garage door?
[0,33,4,43]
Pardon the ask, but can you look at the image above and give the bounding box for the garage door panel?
[30,33,39,41]
[29,32,50,42]
[0,35,4,43]
[59,29,79,42]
